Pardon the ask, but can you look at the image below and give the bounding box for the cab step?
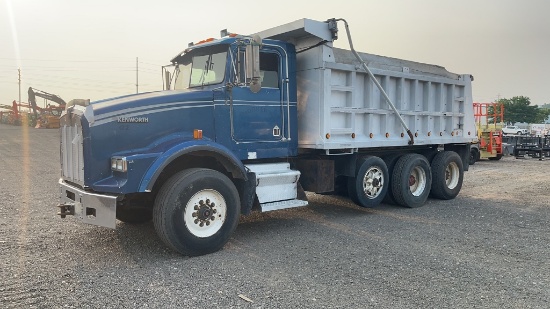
[260,199,309,212]
[245,163,308,212]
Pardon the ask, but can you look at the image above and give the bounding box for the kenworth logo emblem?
[117,116,149,123]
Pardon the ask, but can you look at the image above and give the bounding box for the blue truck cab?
[58,18,475,256]
[58,34,306,256]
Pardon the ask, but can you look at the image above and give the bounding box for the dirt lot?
[1,123,549,308]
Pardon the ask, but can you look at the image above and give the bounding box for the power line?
[138,61,163,67]
[19,72,142,86]
[0,57,137,63]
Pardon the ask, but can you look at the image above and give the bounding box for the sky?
[1,0,549,110]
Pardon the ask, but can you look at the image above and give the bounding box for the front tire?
[430,151,464,200]
[347,156,388,208]
[391,154,432,208]
[153,168,240,256]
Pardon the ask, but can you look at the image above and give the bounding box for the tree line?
[491,96,550,124]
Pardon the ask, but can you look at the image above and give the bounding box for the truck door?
[230,50,285,143]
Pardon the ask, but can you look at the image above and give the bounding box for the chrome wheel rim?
[362,166,384,199]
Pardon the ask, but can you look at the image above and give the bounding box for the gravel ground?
[1,123,549,308]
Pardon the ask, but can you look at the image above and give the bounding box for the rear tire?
[153,168,240,256]
[469,148,478,165]
[347,156,388,208]
[382,154,402,205]
[430,151,464,200]
[391,154,432,208]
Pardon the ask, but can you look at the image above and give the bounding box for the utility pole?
[18,68,21,112]
[136,57,139,93]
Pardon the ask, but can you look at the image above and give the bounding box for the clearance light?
[195,38,215,45]
[220,29,239,38]
[193,129,203,139]
[111,157,127,172]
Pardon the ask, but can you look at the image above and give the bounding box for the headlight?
[111,157,127,172]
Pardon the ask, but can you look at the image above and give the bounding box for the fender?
[139,140,247,192]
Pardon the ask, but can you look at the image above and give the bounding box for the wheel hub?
[445,162,460,189]
[409,166,426,197]
[192,199,217,227]
[409,175,416,186]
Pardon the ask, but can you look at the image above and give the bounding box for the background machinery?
[28,87,66,128]
[472,102,504,163]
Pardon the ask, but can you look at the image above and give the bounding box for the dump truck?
[57,18,477,256]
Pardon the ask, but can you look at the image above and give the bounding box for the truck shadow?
[77,194,441,262]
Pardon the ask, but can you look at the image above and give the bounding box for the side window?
[236,49,280,88]
[260,52,279,88]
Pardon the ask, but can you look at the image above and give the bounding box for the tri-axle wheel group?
[347,151,464,208]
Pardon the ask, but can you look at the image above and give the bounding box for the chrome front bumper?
[58,179,119,229]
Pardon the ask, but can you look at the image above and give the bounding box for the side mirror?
[246,35,262,93]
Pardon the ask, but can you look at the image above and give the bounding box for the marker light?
[193,129,203,139]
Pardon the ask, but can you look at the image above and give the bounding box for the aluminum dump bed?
[255,19,477,151]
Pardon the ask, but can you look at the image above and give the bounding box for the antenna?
[136,57,139,94]
[18,68,21,112]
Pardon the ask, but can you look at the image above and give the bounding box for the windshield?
[173,48,228,90]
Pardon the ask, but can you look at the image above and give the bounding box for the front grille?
[60,114,84,186]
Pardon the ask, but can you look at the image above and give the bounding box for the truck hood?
[87,90,216,127]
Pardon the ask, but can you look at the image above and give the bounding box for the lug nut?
[211,203,215,207]
[211,216,216,220]
[194,205,199,210]
[192,213,197,217]
[206,199,210,204]
[194,219,199,224]
[200,222,204,227]
[206,221,210,226]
